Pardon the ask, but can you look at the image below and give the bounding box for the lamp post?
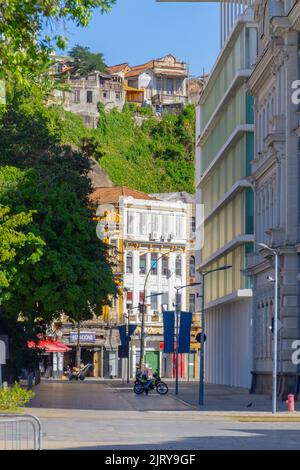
[198,265,232,406]
[139,252,170,371]
[258,243,280,414]
[174,282,201,395]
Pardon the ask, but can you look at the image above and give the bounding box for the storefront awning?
[27,339,71,353]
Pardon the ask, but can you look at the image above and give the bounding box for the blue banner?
[163,311,175,353]
[178,312,192,353]
[118,325,127,346]
[128,324,137,338]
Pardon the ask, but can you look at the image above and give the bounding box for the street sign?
[0,341,6,365]
[118,344,129,358]
[0,335,9,359]
[0,340,6,386]
[195,332,207,343]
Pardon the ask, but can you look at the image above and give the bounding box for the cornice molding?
[248,46,274,95]
[288,1,300,32]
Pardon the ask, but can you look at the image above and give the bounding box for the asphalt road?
[24,380,300,450]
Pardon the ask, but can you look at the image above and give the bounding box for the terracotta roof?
[90,186,158,204]
[106,63,129,74]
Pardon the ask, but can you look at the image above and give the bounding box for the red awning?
[27,340,71,353]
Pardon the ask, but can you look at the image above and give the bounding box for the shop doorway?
[145,351,160,375]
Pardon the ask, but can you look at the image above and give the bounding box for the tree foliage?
[0,86,118,379]
[59,103,196,193]
[0,199,44,304]
[0,0,116,85]
[69,45,107,76]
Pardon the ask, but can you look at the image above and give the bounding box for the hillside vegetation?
[60,103,196,194]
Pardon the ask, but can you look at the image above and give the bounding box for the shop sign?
[70,331,96,344]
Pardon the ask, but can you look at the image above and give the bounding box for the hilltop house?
[108,54,188,114]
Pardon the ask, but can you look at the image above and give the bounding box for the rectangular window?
[126,290,133,310]
[103,91,108,99]
[151,253,158,275]
[139,254,147,274]
[162,215,169,236]
[151,214,159,233]
[139,213,148,235]
[87,90,93,103]
[74,89,80,103]
[189,294,195,313]
[127,212,134,234]
[176,78,183,92]
[126,253,133,274]
[151,293,158,310]
[166,78,174,94]
[115,92,121,101]
[191,217,196,234]
[161,292,168,311]
[176,216,183,238]
[162,256,169,276]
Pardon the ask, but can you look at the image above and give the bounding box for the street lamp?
[198,265,232,406]
[258,243,280,414]
[174,282,201,395]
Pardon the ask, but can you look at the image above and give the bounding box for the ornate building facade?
[247,0,300,396]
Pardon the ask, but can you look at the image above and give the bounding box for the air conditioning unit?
[150,232,159,240]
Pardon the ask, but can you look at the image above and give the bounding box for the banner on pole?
[163,311,175,353]
[118,325,127,346]
[178,311,192,353]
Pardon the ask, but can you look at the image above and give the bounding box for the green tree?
[69,45,107,76]
[0,0,116,85]
[0,204,44,304]
[0,87,118,371]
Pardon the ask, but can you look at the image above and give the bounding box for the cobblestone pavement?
[26,380,300,450]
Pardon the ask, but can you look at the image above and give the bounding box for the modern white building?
[161,0,257,388]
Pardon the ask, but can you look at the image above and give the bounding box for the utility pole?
[127,311,130,383]
[175,287,180,395]
[258,243,280,414]
[199,273,205,405]
[76,322,81,368]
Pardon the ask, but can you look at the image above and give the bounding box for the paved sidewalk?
[107,380,295,414]
[23,381,300,449]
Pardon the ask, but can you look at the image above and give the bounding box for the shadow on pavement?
[58,428,300,450]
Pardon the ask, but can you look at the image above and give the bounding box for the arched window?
[126,252,133,274]
[175,255,182,277]
[189,256,195,277]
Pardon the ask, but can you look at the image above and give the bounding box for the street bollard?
[286,393,295,412]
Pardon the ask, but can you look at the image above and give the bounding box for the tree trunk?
[75,322,81,368]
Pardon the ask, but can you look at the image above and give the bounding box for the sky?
[51,0,220,77]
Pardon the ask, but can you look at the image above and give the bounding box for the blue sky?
[52,0,220,77]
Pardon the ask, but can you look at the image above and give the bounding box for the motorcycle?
[68,363,93,381]
[133,371,168,395]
